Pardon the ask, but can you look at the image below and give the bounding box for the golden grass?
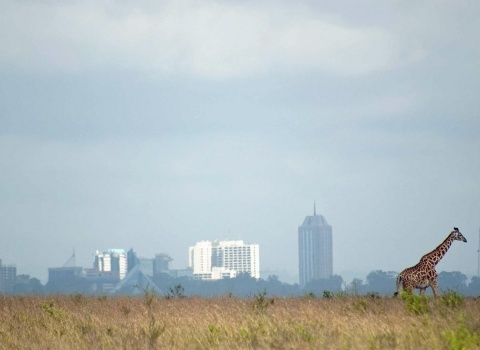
[0,294,479,349]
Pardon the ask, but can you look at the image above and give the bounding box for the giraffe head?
[451,227,467,242]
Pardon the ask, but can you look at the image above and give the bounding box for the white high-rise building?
[189,240,260,280]
[189,241,213,275]
[94,249,128,280]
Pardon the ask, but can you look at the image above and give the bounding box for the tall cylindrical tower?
[298,204,333,288]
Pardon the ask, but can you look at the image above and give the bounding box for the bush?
[322,291,333,299]
[440,290,464,309]
[401,292,429,315]
[252,289,274,312]
[443,321,479,350]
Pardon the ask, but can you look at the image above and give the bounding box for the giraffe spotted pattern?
[394,227,467,297]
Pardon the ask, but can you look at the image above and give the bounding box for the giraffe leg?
[406,286,414,295]
[394,276,402,297]
[431,279,439,298]
[420,288,425,296]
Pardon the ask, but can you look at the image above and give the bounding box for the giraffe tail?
[394,275,402,297]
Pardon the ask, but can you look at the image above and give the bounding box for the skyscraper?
[298,203,333,288]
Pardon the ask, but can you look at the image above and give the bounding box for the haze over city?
[1,1,479,284]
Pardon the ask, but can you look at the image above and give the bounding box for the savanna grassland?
[0,292,479,349]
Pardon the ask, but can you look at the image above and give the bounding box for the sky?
[1,0,479,284]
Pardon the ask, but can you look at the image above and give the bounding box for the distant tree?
[14,277,45,295]
[365,270,397,295]
[438,271,467,294]
[467,276,480,296]
[267,275,280,283]
[345,278,365,295]
[148,273,303,298]
[28,278,45,294]
[263,275,301,296]
[304,275,343,295]
[227,273,258,296]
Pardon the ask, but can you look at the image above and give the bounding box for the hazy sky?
[1,0,479,284]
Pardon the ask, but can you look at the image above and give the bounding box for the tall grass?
[0,294,479,349]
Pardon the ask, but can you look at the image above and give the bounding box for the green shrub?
[401,292,429,315]
[322,291,333,299]
[353,299,368,312]
[440,290,464,309]
[366,292,381,299]
[167,284,185,299]
[304,291,316,298]
[39,300,64,319]
[252,289,274,312]
[443,321,479,350]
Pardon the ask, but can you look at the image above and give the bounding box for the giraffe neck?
[421,234,454,266]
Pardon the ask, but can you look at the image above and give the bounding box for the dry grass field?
[0,292,479,349]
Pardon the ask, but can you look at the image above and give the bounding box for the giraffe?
[394,227,467,297]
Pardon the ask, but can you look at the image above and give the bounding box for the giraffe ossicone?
[394,227,467,297]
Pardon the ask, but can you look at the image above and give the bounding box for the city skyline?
[2,220,479,286]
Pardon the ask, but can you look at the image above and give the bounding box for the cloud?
[0,0,414,78]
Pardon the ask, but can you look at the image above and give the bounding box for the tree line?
[8,270,480,297]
